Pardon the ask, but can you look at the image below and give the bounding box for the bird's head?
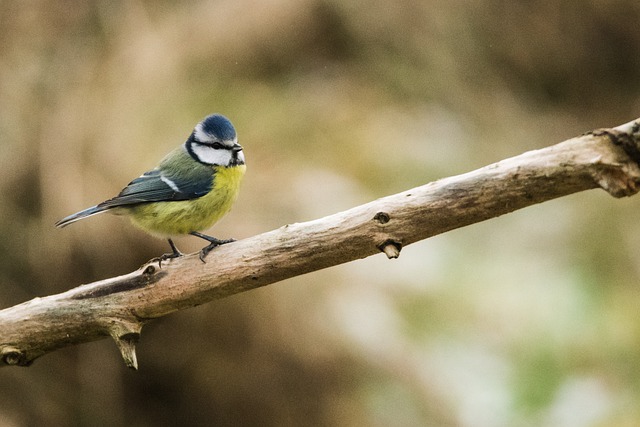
[187,114,245,167]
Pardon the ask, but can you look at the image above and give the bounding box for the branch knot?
[373,211,391,224]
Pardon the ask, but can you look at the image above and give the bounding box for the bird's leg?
[190,231,235,262]
[153,238,184,267]
[167,238,183,258]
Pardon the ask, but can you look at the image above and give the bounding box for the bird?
[55,113,246,262]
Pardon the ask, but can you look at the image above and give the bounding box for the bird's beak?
[232,144,243,153]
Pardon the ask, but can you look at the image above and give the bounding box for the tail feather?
[55,205,110,228]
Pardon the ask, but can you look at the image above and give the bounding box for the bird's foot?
[189,231,235,263]
[199,238,235,263]
[152,238,184,267]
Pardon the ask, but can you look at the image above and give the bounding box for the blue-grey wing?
[97,168,213,209]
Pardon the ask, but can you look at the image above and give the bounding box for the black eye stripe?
[198,142,228,149]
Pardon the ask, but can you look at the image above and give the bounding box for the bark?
[2,120,640,369]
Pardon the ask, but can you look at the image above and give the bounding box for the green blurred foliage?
[1,0,640,425]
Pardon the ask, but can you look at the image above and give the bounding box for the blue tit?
[56,113,246,262]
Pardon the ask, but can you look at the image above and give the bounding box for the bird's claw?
[198,238,235,263]
[152,238,184,267]
[152,250,183,268]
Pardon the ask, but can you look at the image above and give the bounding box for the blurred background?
[1,0,640,425]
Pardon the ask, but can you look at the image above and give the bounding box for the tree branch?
[2,119,640,369]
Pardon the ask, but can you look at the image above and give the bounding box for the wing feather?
[97,166,213,209]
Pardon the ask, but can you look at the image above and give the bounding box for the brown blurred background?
[2,0,640,425]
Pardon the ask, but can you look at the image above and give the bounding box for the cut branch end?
[1,347,30,367]
[587,124,640,198]
[106,319,143,370]
[113,333,140,370]
[378,240,402,259]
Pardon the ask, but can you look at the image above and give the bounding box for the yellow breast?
[127,164,246,237]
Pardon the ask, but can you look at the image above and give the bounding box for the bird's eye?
[209,142,224,149]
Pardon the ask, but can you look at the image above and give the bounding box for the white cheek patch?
[193,123,209,143]
[191,143,233,166]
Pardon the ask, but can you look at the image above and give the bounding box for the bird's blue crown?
[200,114,236,140]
